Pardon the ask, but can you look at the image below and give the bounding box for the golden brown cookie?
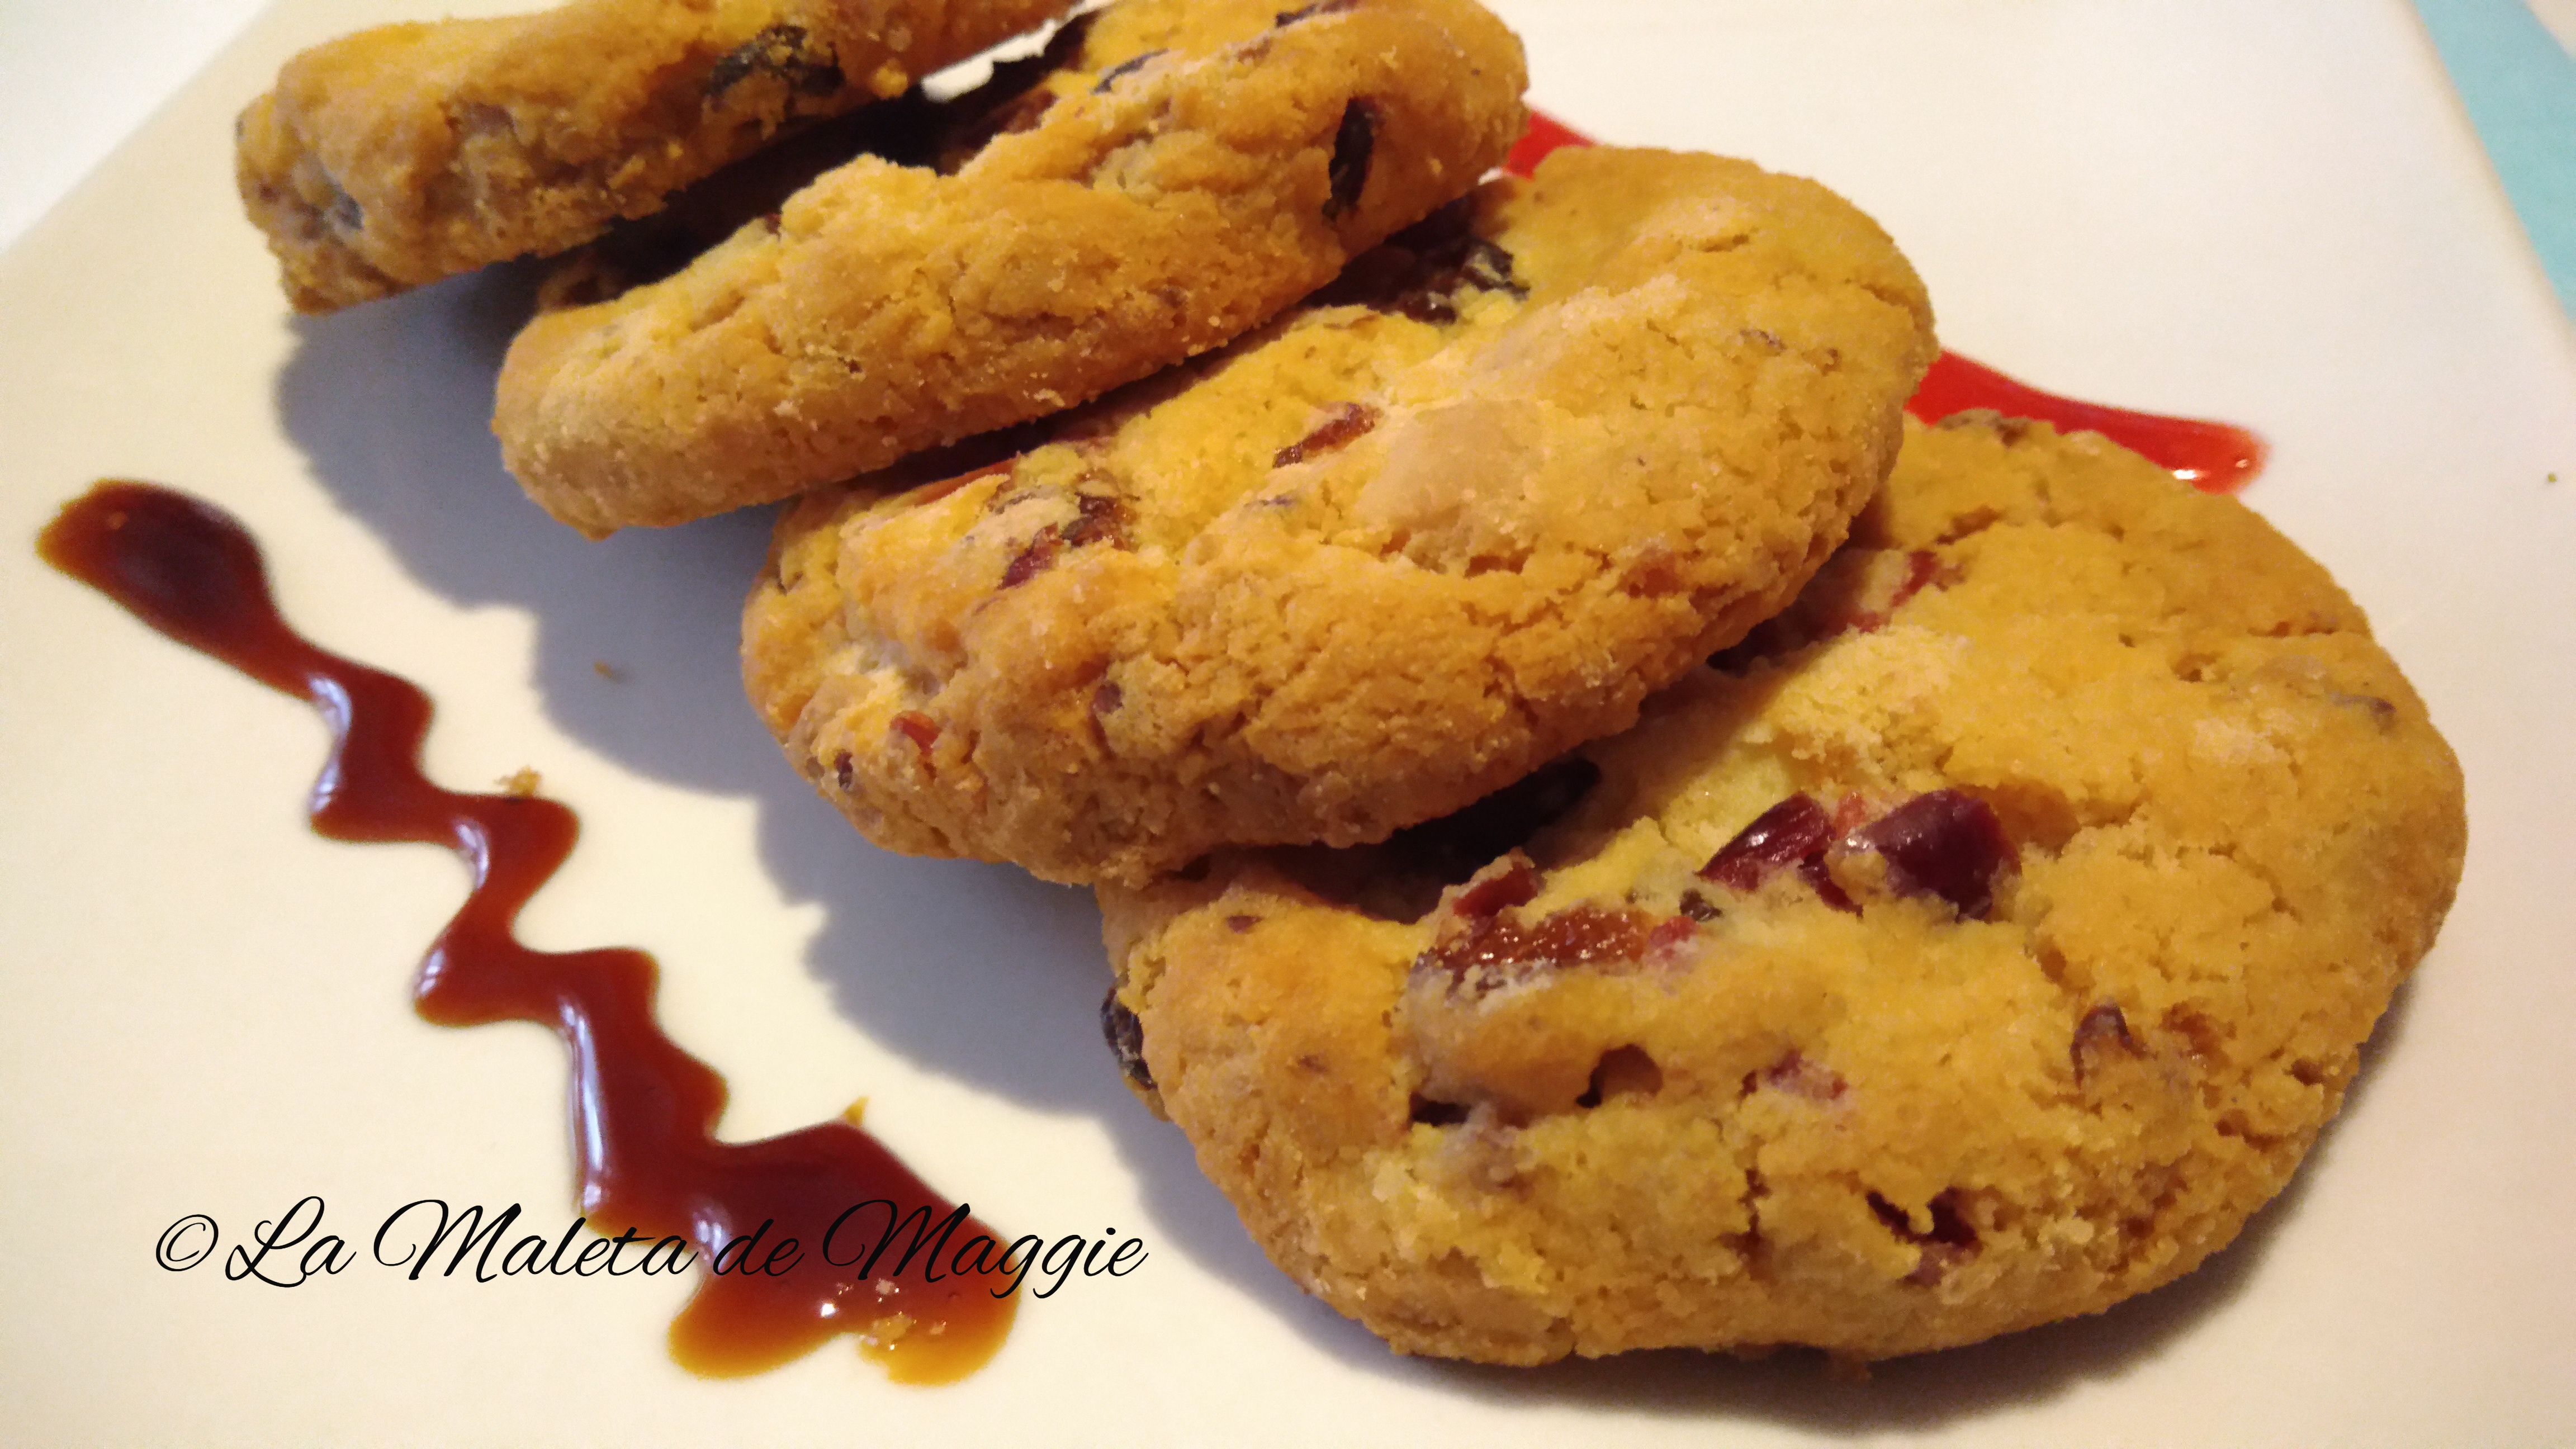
[495,0,1530,535]
[742,145,1936,886]
[237,0,1074,312]
[1095,415,2467,1365]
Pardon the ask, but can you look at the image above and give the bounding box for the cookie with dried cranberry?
[237,0,1076,312]
[741,145,1935,884]
[1095,414,2466,1365]
[495,0,1529,535]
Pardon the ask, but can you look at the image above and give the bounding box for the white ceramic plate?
[4,1,2573,1442]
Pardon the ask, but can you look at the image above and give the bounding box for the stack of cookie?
[240,0,2465,1368]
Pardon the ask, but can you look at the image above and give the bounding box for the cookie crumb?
[498,768,542,797]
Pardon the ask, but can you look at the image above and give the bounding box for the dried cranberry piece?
[1868,1190,1980,1286]
[1700,795,1834,891]
[1840,550,1945,634]
[999,525,1061,587]
[1888,550,1944,611]
[1644,915,1698,955]
[1698,795,1862,911]
[1323,100,1377,219]
[1099,989,1153,1092]
[1273,402,1381,467]
[1002,490,1129,586]
[1062,491,1130,548]
[890,711,939,763]
[1426,901,1654,988]
[1796,855,1857,913]
[1849,789,2014,920]
[1749,1050,1846,1102]
[1514,904,1653,964]
[2329,690,2399,728]
[1451,857,1538,918]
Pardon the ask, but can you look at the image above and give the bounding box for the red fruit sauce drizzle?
[1906,353,2264,494]
[1504,112,2265,494]
[37,481,1014,1382]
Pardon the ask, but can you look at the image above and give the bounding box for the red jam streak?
[1905,353,2264,494]
[1502,109,1592,179]
[1504,113,2265,494]
[37,481,1012,1382]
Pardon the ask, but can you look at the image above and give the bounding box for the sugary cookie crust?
[1096,416,2467,1364]
[743,145,1935,885]
[238,0,1073,312]
[496,0,1531,534]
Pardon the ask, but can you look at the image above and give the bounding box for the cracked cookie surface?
[497,0,1529,534]
[1095,415,2466,1363]
[743,145,1934,884]
[238,0,1073,312]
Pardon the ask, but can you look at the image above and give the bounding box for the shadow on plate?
[270,264,2427,1424]
[272,263,779,798]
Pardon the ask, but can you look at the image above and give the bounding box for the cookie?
[742,145,1936,886]
[236,0,1074,312]
[494,0,1531,535]
[1095,414,2467,1364]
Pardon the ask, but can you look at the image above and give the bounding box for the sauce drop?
[38,481,1014,1382]
[1503,112,2265,493]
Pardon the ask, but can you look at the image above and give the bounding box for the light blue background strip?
[2413,0,2576,317]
